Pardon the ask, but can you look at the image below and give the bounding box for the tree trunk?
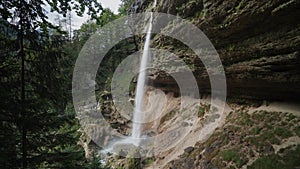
[19,2,27,168]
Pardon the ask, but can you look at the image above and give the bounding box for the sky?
[48,0,122,30]
[101,0,122,14]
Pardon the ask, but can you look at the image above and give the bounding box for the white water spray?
[131,0,157,142]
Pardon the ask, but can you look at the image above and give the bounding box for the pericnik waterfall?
[2,0,300,168]
[131,0,157,142]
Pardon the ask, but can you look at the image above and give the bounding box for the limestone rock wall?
[135,0,300,101]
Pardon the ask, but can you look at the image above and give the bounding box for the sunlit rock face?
[134,0,300,101]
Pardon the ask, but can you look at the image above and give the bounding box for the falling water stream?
[100,1,158,157]
[131,0,157,143]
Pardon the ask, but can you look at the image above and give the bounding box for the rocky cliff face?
[95,0,300,168]
[134,0,300,101]
[91,1,300,168]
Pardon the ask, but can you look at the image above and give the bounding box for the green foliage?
[197,103,210,117]
[97,9,119,26]
[259,130,280,145]
[221,149,238,161]
[221,149,247,168]
[237,111,253,126]
[84,154,110,169]
[227,44,236,51]
[249,146,300,169]
[73,8,119,42]
[0,0,110,168]
[248,155,284,169]
[0,0,103,34]
[198,107,205,117]
[118,0,135,15]
[126,158,141,169]
[252,127,262,135]
[71,8,138,102]
[144,158,154,165]
[274,127,292,138]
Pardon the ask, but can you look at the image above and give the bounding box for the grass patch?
[252,127,262,135]
[221,149,247,168]
[198,107,205,117]
[227,125,241,132]
[260,130,280,145]
[274,127,292,139]
[237,112,253,126]
[247,130,280,148]
[248,155,284,169]
[247,137,260,147]
[249,145,300,169]
[197,103,210,117]
[143,158,154,165]
[252,112,265,121]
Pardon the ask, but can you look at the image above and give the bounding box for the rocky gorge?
[85,0,300,168]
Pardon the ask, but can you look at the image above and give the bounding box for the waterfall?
[131,0,157,142]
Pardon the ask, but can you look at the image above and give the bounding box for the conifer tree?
[0,0,104,168]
